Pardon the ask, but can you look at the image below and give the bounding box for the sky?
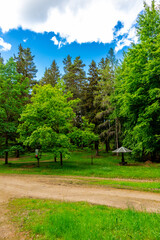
[0,0,154,80]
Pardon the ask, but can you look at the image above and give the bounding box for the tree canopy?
[113,0,160,159]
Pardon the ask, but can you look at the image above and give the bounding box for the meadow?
[9,198,160,240]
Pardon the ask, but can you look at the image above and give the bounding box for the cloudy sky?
[0,0,154,79]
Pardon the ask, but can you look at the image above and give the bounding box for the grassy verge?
[74,177,160,193]
[9,198,160,240]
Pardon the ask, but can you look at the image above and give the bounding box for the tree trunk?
[95,141,99,156]
[54,156,57,162]
[91,155,93,165]
[115,119,119,156]
[105,139,109,153]
[16,150,19,158]
[5,151,8,165]
[37,157,40,167]
[121,153,125,165]
[5,135,8,164]
[60,152,63,166]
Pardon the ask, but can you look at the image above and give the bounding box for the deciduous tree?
[0,58,29,164]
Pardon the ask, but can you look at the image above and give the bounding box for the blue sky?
[0,0,153,80]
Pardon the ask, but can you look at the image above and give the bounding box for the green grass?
[1,151,160,193]
[9,198,160,240]
[75,178,160,193]
[0,151,160,180]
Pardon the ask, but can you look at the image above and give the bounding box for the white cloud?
[0,38,11,51]
[51,36,66,48]
[51,36,59,45]
[115,26,139,52]
[23,38,28,43]
[0,0,154,46]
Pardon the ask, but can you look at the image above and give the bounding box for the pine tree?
[14,44,37,87]
[40,60,60,87]
[95,49,117,152]
[63,56,86,100]
[83,60,99,123]
[63,55,72,74]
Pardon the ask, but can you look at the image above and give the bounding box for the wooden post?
[60,152,63,166]
[5,135,8,165]
[121,153,125,165]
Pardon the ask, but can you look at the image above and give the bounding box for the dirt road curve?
[0,174,160,239]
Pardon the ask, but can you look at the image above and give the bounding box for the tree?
[0,53,3,64]
[63,55,87,128]
[40,60,60,87]
[63,56,86,100]
[69,118,98,164]
[14,44,37,87]
[94,50,118,152]
[18,82,78,166]
[114,1,160,160]
[0,58,29,164]
[82,60,100,122]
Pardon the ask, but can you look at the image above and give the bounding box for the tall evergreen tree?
[63,55,72,74]
[114,0,160,160]
[83,60,99,122]
[40,60,60,87]
[63,56,86,127]
[63,56,86,100]
[14,44,37,87]
[94,49,117,152]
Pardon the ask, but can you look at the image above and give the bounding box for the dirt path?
[0,174,160,239]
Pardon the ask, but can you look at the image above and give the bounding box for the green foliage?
[137,0,160,41]
[14,44,37,87]
[40,60,60,87]
[0,53,3,64]
[18,82,78,160]
[69,116,98,149]
[63,55,87,128]
[82,60,100,123]
[63,56,86,100]
[114,1,160,159]
[0,58,29,163]
[94,49,118,151]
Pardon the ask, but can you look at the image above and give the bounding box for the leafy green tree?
[18,82,78,166]
[40,60,60,87]
[114,1,160,160]
[14,44,37,87]
[0,58,29,164]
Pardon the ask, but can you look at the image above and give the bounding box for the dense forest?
[0,1,160,164]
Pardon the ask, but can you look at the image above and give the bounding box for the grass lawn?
[9,198,160,240]
[0,151,160,179]
[1,151,160,192]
